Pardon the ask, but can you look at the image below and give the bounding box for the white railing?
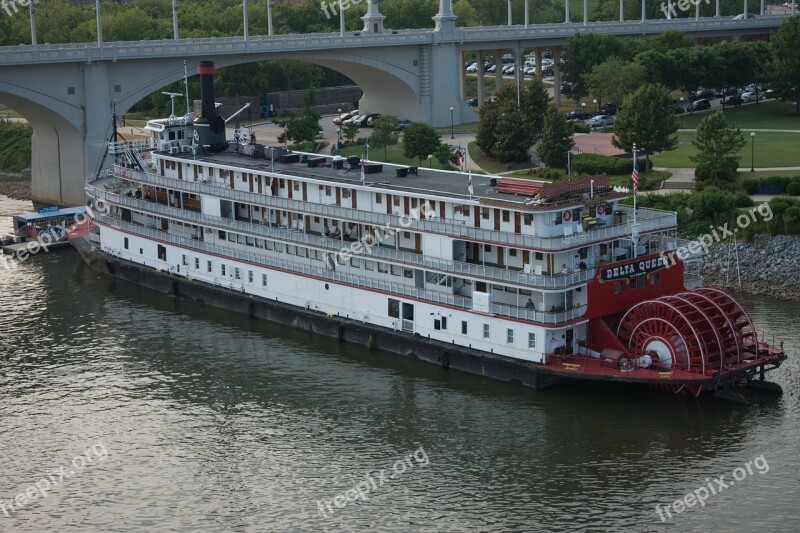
[0,16,789,65]
[90,211,586,325]
[116,166,677,252]
[90,184,597,290]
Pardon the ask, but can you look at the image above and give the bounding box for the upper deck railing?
[115,167,677,252]
[0,16,788,65]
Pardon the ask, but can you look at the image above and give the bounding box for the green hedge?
[742,176,800,195]
[571,153,637,175]
[0,120,32,173]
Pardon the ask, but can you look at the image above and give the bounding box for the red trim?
[96,221,587,329]
[197,64,216,75]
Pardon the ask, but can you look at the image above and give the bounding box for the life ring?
[597,204,605,216]
[563,210,572,222]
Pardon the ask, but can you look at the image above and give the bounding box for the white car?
[741,92,761,103]
[501,64,515,75]
[466,63,479,73]
[586,115,615,127]
[523,66,536,75]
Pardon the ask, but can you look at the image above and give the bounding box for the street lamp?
[750,132,756,172]
[337,108,342,151]
[679,97,685,128]
[593,99,598,113]
[450,106,454,139]
[428,154,433,168]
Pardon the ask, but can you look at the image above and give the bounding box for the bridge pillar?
[459,51,467,100]
[362,0,386,34]
[536,47,543,82]
[433,0,457,32]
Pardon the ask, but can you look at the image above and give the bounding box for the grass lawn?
[507,168,670,190]
[467,142,532,174]
[338,143,452,170]
[435,122,478,135]
[650,131,800,168]
[678,101,800,130]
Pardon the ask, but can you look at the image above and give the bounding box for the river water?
[1,194,799,532]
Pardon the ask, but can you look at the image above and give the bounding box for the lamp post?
[750,132,756,172]
[450,106,454,139]
[337,108,342,150]
[428,154,433,168]
[679,97,685,128]
[593,99,598,113]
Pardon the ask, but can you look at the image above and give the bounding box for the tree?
[402,122,442,166]
[690,111,746,184]
[370,115,400,160]
[538,104,575,169]
[273,88,320,146]
[561,34,626,101]
[476,79,550,163]
[612,84,678,169]
[342,121,360,144]
[634,50,679,91]
[584,57,645,109]
[768,15,800,113]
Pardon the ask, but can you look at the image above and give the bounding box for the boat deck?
[2,240,72,255]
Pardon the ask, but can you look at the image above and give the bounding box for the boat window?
[483,324,490,339]
[462,321,468,335]
[388,299,400,318]
[528,333,536,349]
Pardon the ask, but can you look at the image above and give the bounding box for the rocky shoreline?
[701,234,800,301]
[0,170,32,201]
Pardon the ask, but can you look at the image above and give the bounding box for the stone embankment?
[0,170,31,201]
[701,234,800,301]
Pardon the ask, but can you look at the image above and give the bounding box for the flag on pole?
[361,136,369,182]
[631,148,639,194]
[455,147,463,171]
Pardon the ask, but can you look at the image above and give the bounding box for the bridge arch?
[116,51,423,123]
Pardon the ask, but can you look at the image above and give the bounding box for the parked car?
[560,84,573,95]
[673,105,686,114]
[692,89,715,101]
[365,113,382,127]
[501,54,514,64]
[566,110,593,121]
[314,130,325,140]
[721,95,742,106]
[397,119,412,130]
[466,63,479,73]
[501,64,515,75]
[741,91,762,103]
[733,13,756,19]
[332,110,358,125]
[715,87,739,98]
[688,99,711,111]
[344,114,366,126]
[466,98,478,107]
[586,115,615,127]
[599,103,619,116]
[486,64,497,73]
[541,65,555,77]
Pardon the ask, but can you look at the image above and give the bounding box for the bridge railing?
[0,16,790,64]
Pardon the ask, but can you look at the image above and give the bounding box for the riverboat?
[73,61,786,402]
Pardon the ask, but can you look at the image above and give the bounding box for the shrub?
[763,175,793,192]
[783,206,800,233]
[572,123,590,134]
[742,180,760,195]
[734,190,755,208]
[571,153,632,175]
[787,182,800,196]
[526,167,562,180]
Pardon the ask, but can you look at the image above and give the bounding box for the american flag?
[632,149,639,193]
[361,136,369,182]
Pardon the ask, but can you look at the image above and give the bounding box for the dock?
[1,240,72,256]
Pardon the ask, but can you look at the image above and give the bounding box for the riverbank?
[0,170,31,201]
[701,234,800,301]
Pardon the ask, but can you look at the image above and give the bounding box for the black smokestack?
[198,61,217,126]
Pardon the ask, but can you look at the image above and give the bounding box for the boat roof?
[13,206,86,225]
[162,148,628,210]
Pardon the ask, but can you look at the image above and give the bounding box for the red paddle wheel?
[616,288,757,376]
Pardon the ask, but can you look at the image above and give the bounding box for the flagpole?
[632,143,639,258]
